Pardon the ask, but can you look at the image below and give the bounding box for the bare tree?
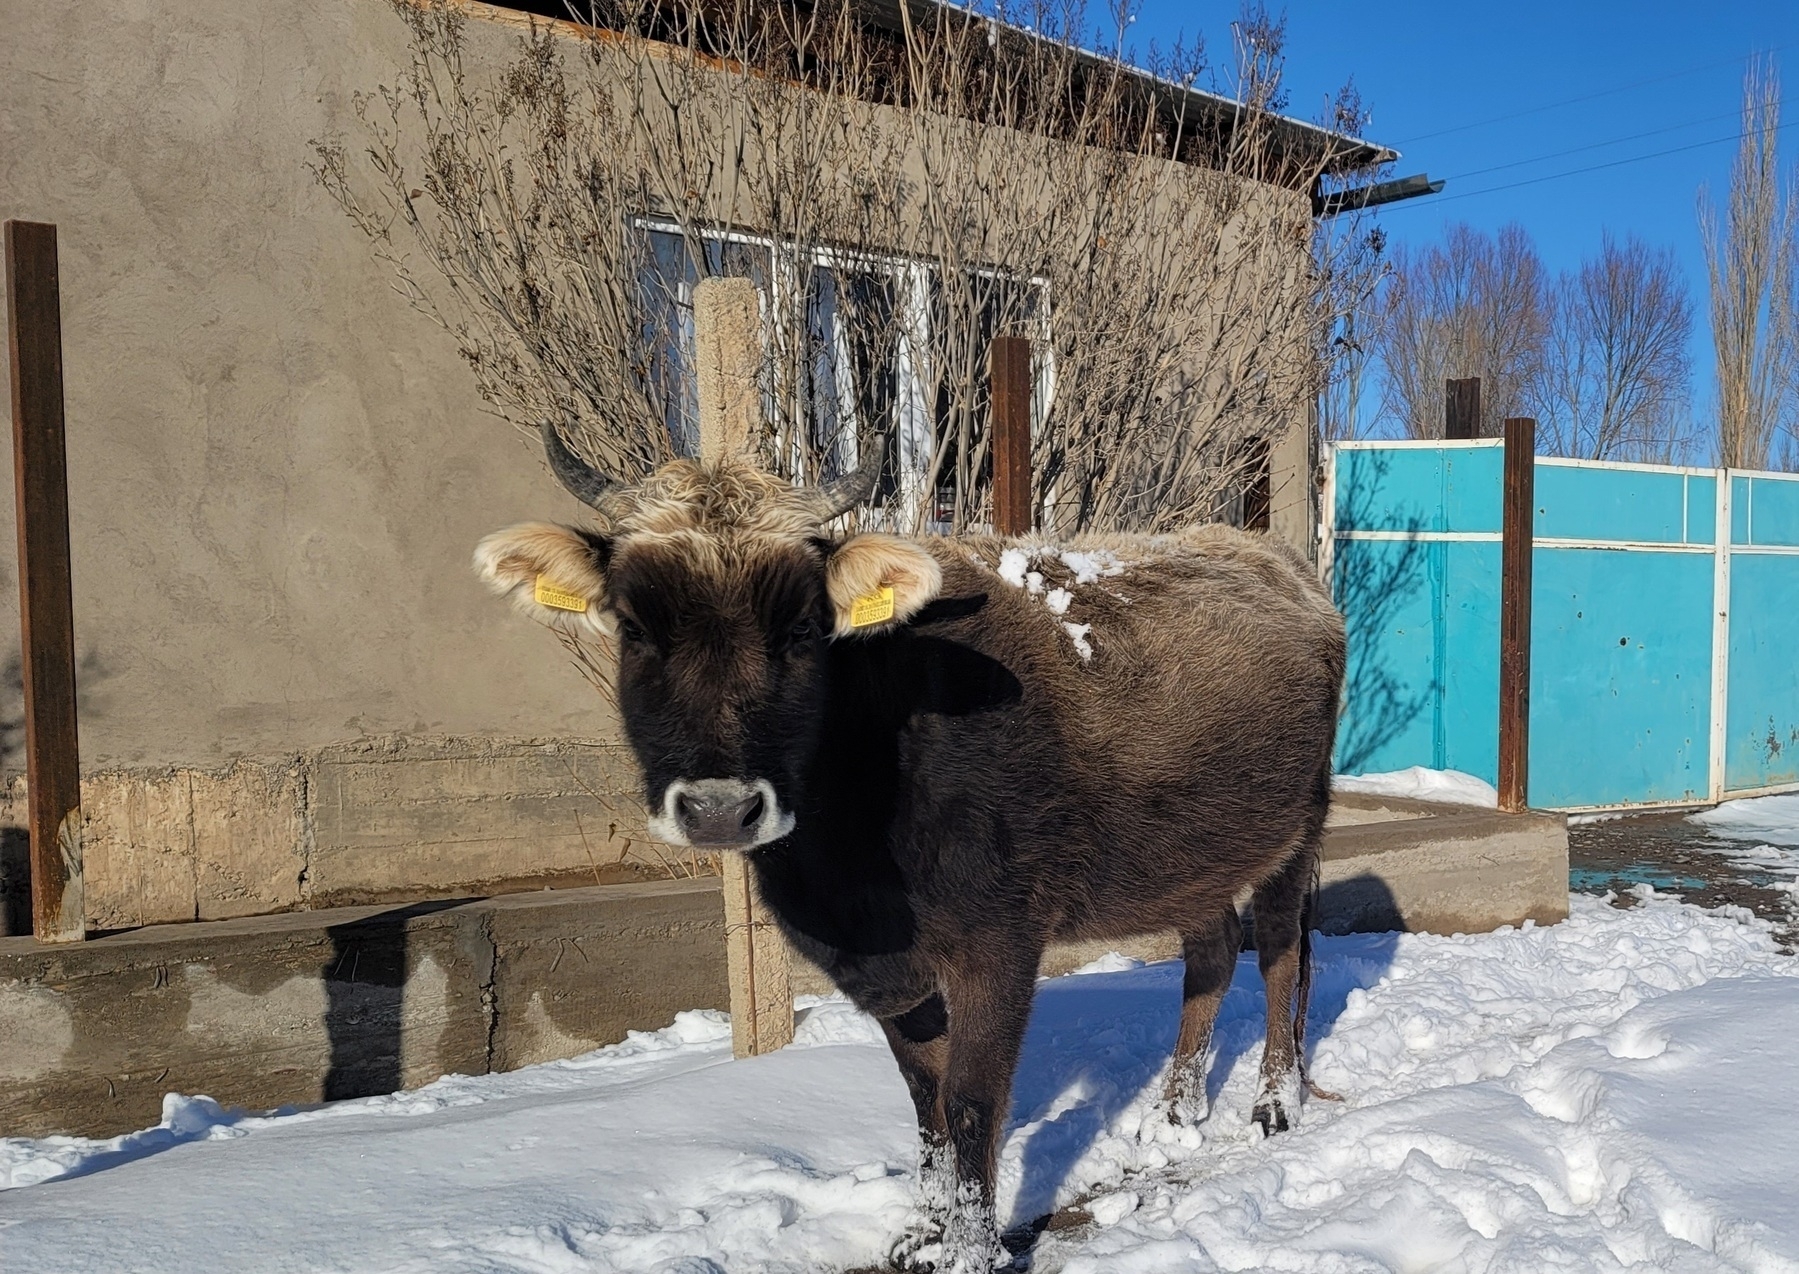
[1317,242,1386,443]
[1782,207,1799,470]
[1700,56,1795,470]
[1535,234,1694,461]
[1313,77,1388,445]
[1376,222,1549,438]
[312,0,1383,535]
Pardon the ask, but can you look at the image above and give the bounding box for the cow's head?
[475,424,941,849]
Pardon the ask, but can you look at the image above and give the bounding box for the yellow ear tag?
[849,585,896,628]
[533,575,590,614]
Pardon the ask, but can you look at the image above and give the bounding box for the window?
[637,228,772,459]
[636,221,1046,530]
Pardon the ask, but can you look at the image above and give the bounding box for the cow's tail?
[1297,832,1342,1104]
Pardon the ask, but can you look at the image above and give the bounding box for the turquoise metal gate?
[1327,440,1799,811]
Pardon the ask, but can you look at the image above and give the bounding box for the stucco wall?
[0,0,656,930]
[0,0,615,769]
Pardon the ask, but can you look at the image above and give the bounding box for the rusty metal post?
[1446,377,1481,440]
[5,220,85,942]
[692,276,793,1057]
[989,336,1032,536]
[1498,416,1535,812]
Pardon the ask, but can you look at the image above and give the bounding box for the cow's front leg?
[939,951,1038,1274]
[881,993,952,1271]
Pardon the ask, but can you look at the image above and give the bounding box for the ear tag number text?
[534,575,590,613]
[850,585,896,628]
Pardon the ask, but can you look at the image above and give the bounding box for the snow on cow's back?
[930,525,1340,681]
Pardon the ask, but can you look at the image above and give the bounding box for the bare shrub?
[314,0,1381,532]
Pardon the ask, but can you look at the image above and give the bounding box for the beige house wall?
[0,0,1319,934]
[0,0,666,932]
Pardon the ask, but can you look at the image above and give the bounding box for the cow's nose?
[672,780,767,846]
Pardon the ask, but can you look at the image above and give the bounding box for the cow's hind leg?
[1163,905,1242,1127]
[881,994,952,1271]
[1250,834,1320,1137]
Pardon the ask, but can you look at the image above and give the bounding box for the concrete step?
[0,796,1565,1138]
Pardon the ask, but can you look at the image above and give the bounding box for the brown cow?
[476,426,1345,1273]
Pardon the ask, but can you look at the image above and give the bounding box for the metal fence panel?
[1724,472,1799,794]
[1529,545,1715,808]
[1329,444,1799,810]
[1333,537,1500,781]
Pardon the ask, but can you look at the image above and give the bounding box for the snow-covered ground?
[5,890,1798,1273]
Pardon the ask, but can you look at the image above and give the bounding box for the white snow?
[5,895,1797,1273]
[1686,792,1799,915]
[1056,549,1125,585]
[1333,765,1501,808]
[988,546,1130,664]
[1691,792,1799,846]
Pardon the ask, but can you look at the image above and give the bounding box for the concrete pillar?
[692,277,794,1057]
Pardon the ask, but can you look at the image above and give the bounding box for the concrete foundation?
[1,794,1565,1138]
[0,879,728,1138]
[0,736,707,936]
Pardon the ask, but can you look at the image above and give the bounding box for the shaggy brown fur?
[477,456,1346,1273]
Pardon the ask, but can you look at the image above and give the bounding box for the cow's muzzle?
[649,778,794,849]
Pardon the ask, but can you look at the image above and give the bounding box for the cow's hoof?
[1252,1072,1302,1138]
[938,1213,1007,1274]
[1250,1099,1290,1137]
[1166,1088,1210,1129]
[890,1226,944,1271]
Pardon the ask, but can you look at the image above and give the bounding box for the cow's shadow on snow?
[1003,876,1403,1232]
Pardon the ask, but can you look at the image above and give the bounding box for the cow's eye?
[788,617,821,646]
[616,616,646,644]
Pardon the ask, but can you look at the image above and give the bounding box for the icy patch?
[1044,586,1073,616]
[996,548,1030,588]
[1062,622,1094,661]
[1333,765,1499,808]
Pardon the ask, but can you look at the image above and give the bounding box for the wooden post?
[989,335,1032,536]
[692,276,794,1058]
[5,221,85,942]
[1498,416,1535,813]
[1445,377,1481,440]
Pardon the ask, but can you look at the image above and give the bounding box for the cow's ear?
[824,534,942,637]
[474,523,612,637]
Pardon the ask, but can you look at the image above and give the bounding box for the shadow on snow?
[1005,881,1403,1228]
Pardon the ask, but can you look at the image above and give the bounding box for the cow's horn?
[802,434,886,521]
[542,421,627,514]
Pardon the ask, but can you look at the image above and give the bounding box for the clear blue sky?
[1123,0,1799,429]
